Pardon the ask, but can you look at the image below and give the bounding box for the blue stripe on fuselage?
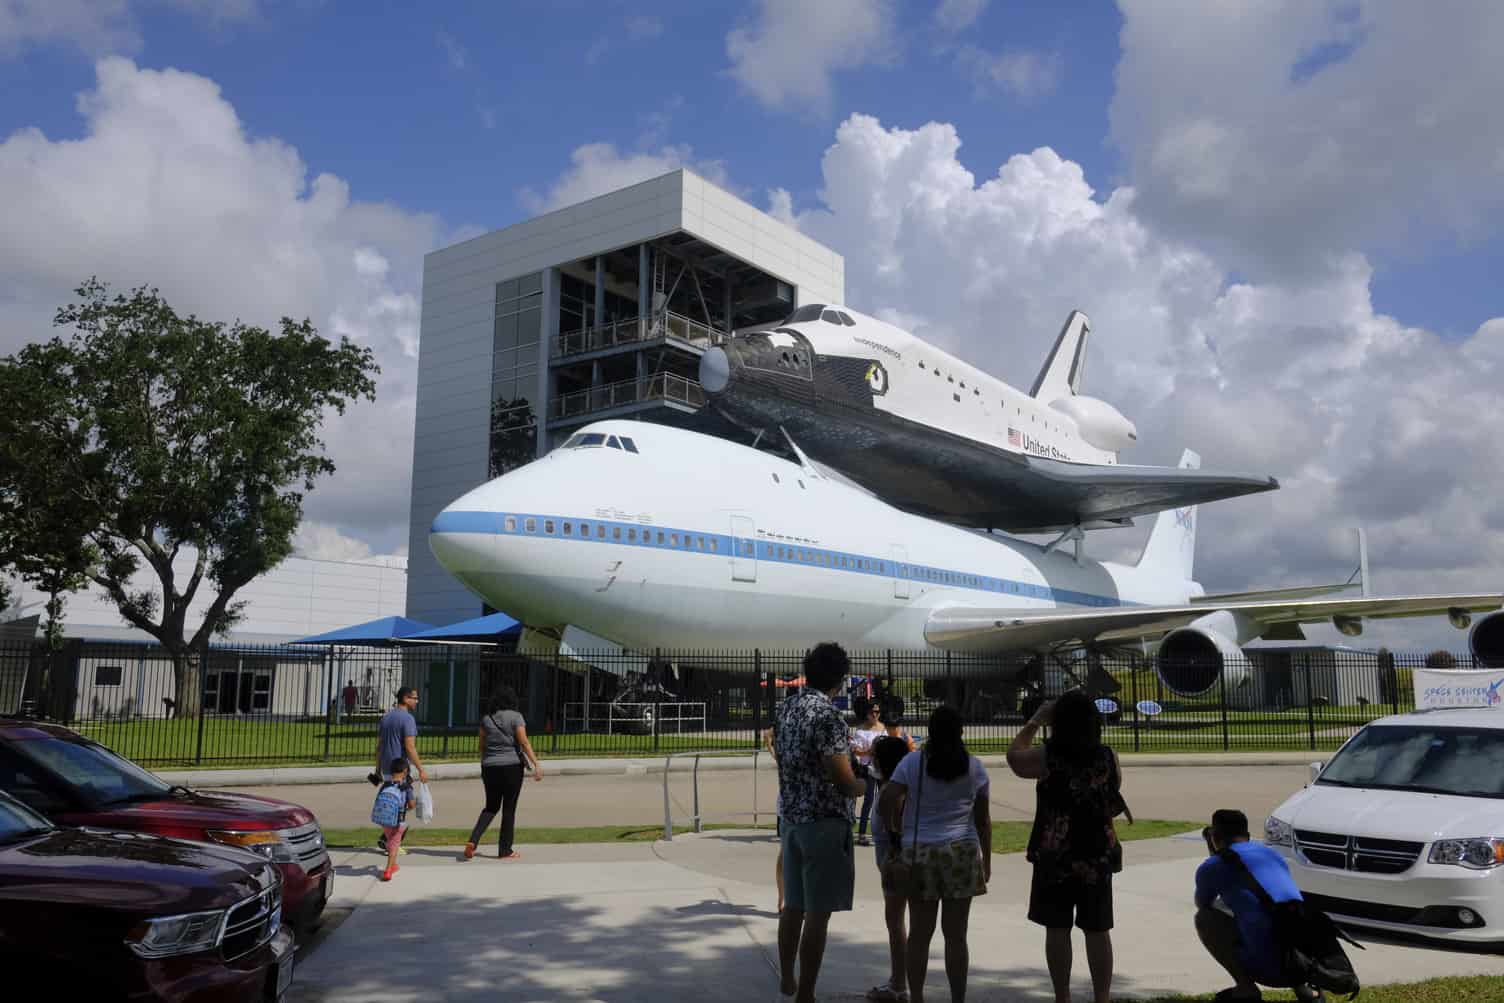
[430,509,1126,608]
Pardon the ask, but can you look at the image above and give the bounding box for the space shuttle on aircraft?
[698,304,1278,534]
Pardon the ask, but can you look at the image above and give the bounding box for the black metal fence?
[0,638,1483,768]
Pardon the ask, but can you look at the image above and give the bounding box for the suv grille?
[1295,829,1423,874]
[221,883,282,961]
[282,821,329,872]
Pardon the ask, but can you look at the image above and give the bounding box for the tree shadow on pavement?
[293,886,1203,1003]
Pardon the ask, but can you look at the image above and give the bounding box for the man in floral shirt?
[774,642,866,1002]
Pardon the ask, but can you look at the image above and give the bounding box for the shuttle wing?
[1012,455,1278,529]
[925,593,1504,654]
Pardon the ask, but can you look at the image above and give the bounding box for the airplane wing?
[925,593,1504,653]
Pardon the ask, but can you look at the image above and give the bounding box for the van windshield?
[1317,724,1504,798]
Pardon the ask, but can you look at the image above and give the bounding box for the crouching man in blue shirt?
[1194,809,1320,1003]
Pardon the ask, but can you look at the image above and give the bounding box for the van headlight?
[126,909,225,958]
[206,829,295,863]
[1264,815,1294,848]
[1429,838,1504,869]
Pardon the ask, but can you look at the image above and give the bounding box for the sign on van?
[1414,668,1504,710]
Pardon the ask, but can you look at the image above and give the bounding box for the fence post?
[1218,660,1230,752]
[322,649,333,762]
[1130,661,1141,753]
[194,636,209,766]
[1305,657,1317,751]
[441,647,454,760]
[751,650,763,749]
[549,660,559,755]
[653,648,662,752]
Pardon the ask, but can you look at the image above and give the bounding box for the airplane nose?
[700,345,731,394]
[429,504,497,577]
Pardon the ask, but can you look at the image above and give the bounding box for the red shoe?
[381,864,399,882]
[463,842,476,860]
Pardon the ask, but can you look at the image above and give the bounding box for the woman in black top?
[464,687,543,860]
[1007,690,1130,1003]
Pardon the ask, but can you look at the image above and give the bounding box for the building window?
[95,665,123,687]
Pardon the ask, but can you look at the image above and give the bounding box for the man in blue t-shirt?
[1194,809,1316,1003]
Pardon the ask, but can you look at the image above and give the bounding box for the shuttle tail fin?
[1136,449,1200,581]
[1030,310,1090,402]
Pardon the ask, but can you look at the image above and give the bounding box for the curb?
[156,749,1324,788]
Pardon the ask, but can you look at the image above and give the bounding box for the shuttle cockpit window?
[820,309,843,325]
[785,303,826,324]
[836,311,856,326]
[739,327,814,381]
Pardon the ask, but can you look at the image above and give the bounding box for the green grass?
[1137,977,1504,1002]
[322,819,1199,851]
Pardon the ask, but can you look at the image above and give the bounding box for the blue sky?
[2,1,1502,651]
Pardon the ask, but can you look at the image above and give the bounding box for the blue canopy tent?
[289,616,436,647]
[401,612,521,646]
[289,616,437,724]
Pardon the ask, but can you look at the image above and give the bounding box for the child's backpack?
[371,782,405,827]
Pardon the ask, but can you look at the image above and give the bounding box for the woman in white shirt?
[879,705,992,1003]
[851,697,887,847]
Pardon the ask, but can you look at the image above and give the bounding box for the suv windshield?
[0,793,54,843]
[15,735,172,808]
[1318,723,1504,798]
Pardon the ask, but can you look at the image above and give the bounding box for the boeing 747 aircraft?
[699,305,1278,533]
[429,421,1504,696]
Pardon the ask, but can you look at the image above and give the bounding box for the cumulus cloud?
[519,142,731,213]
[776,114,1504,651]
[0,0,256,57]
[956,45,1062,100]
[1111,0,1504,275]
[0,57,449,555]
[935,0,988,32]
[726,0,898,114]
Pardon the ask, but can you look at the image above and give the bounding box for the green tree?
[0,280,378,715]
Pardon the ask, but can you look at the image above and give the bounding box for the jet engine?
[1470,609,1504,668]
[1154,610,1255,697]
[1048,396,1138,453]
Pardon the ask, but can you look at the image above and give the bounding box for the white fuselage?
[429,421,1195,653]
[779,306,1117,465]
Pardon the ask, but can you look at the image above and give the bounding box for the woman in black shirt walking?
[465,686,544,860]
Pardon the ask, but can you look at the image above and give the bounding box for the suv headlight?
[1264,815,1294,848]
[206,829,295,863]
[126,909,225,958]
[1429,838,1504,869]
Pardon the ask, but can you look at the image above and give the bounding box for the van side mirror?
[1308,761,1324,785]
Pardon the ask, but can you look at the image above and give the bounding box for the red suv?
[0,719,332,931]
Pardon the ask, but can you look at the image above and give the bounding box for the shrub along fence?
[0,638,1478,767]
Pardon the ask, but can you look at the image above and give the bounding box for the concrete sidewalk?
[159,750,1327,788]
[295,830,1504,1002]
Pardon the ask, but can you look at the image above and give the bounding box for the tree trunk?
[171,648,202,719]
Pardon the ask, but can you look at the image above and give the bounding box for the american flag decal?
[1007,427,1021,447]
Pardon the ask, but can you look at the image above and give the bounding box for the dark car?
[0,719,332,930]
[0,790,296,1001]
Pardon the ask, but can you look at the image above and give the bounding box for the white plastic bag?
[413,781,435,823]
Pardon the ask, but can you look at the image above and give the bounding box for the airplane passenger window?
[545,520,555,534]
[596,524,605,539]
[525,518,536,533]
[613,526,622,540]
[564,523,572,536]
[837,312,855,326]
[505,516,517,532]
[696,537,705,550]
[580,522,589,535]
[621,437,639,453]
[657,531,666,545]
[628,528,637,542]
[671,533,680,546]
[607,436,622,449]
[709,539,718,552]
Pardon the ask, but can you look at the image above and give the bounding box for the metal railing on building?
[549,373,706,421]
[551,310,727,360]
